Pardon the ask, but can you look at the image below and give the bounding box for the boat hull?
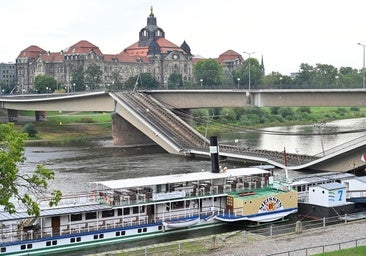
[215,208,298,223]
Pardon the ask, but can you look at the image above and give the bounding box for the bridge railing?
[218,144,318,166]
[313,135,366,157]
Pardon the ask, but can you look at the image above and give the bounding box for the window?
[102,210,114,218]
[71,214,82,221]
[86,212,97,220]
[133,207,139,214]
[116,230,126,236]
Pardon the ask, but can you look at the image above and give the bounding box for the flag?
[361,154,366,162]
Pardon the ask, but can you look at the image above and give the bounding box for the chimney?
[210,136,220,173]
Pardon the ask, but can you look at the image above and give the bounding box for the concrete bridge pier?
[111,112,155,146]
[35,111,46,121]
[7,109,18,122]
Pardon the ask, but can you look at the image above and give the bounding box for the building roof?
[216,49,243,66]
[39,52,65,62]
[17,45,46,59]
[123,38,182,57]
[65,40,103,55]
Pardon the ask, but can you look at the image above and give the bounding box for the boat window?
[102,210,115,218]
[71,213,82,222]
[133,206,139,214]
[86,212,97,220]
[172,201,184,209]
[116,231,125,236]
[123,208,130,215]
[1,247,6,253]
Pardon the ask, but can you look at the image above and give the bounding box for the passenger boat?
[0,137,297,255]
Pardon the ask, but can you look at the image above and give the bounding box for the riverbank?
[87,219,366,256]
[4,107,366,145]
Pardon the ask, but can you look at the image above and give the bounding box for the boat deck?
[229,186,290,200]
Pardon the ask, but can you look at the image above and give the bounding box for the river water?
[21,117,366,194]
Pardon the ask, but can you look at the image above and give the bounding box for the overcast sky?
[1,0,365,75]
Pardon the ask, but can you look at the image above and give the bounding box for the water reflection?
[220,118,366,155]
[21,117,366,194]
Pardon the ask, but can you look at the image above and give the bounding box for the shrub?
[297,106,311,114]
[23,123,38,137]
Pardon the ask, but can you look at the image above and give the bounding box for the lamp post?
[237,78,240,89]
[200,79,203,88]
[358,43,365,89]
[243,51,255,90]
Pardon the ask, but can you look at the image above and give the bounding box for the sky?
[1,0,366,75]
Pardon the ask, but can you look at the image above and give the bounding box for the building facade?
[15,8,243,93]
[0,62,16,93]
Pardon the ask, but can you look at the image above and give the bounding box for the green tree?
[0,123,61,216]
[339,67,362,88]
[232,58,263,89]
[110,70,124,91]
[293,63,315,88]
[85,63,103,90]
[168,72,183,89]
[23,123,38,137]
[193,59,223,88]
[125,73,160,90]
[34,75,57,94]
[71,66,85,92]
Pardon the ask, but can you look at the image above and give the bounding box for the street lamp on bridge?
[358,42,366,89]
[243,51,255,91]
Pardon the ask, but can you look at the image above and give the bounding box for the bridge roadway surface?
[1,89,365,172]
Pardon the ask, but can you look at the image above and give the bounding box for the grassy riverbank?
[5,111,112,145]
[3,106,366,144]
[195,106,366,136]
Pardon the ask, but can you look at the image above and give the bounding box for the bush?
[278,107,294,118]
[297,106,311,114]
[23,123,38,137]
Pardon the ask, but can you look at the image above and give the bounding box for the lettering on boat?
[258,197,284,213]
[153,191,186,201]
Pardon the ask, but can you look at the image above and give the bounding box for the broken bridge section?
[110,92,209,154]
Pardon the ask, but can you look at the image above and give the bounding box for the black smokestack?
[210,136,220,173]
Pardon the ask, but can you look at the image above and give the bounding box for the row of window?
[71,207,145,222]
[0,225,163,254]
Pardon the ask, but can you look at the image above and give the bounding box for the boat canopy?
[92,167,270,190]
[0,204,110,222]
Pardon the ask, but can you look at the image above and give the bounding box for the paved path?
[208,219,366,256]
